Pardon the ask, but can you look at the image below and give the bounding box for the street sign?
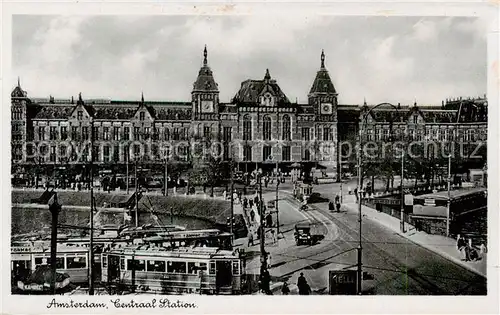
[404,194,414,206]
[329,270,357,295]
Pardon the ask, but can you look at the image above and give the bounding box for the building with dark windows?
[10,47,487,182]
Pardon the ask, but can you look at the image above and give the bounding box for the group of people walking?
[456,234,486,262]
[280,273,312,295]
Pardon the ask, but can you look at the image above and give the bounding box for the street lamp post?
[89,110,95,296]
[257,170,269,293]
[275,160,279,236]
[48,193,61,295]
[164,158,168,196]
[446,154,451,237]
[339,158,343,204]
[356,131,363,295]
[400,151,405,233]
[134,159,139,228]
[230,159,235,243]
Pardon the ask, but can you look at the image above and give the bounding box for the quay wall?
[11,190,231,225]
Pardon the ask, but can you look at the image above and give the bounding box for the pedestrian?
[348,186,352,195]
[266,252,272,268]
[250,209,255,222]
[243,198,248,208]
[354,187,358,201]
[248,231,254,246]
[266,213,273,227]
[328,201,334,211]
[281,281,290,295]
[456,234,464,251]
[271,229,277,244]
[464,242,471,262]
[297,272,310,295]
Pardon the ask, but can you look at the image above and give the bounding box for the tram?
[11,243,89,285]
[293,181,313,204]
[102,245,244,295]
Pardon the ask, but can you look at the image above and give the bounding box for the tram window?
[209,262,216,275]
[127,259,146,271]
[147,260,166,272]
[66,256,87,269]
[188,262,207,274]
[12,260,30,270]
[167,261,186,274]
[232,261,240,275]
[35,257,64,269]
[102,255,107,268]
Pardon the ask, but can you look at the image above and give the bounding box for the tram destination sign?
[329,270,357,295]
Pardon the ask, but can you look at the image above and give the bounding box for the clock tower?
[308,50,338,117]
[192,45,219,120]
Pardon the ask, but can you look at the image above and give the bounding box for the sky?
[12,15,487,105]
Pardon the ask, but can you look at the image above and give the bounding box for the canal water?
[11,207,215,236]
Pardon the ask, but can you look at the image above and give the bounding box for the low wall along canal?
[11,190,231,236]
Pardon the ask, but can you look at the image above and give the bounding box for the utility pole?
[49,192,61,295]
[275,160,279,236]
[135,160,138,228]
[400,151,405,233]
[446,154,451,237]
[164,158,168,196]
[230,160,234,244]
[89,114,95,296]
[126,152,129,194]
[339,158,343,204]
[258,172,268,284]
[356,130,363,295]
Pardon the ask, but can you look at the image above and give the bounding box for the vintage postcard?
[1,1,498,314]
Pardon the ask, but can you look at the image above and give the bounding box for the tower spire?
[264,68,271,81]
[203,45,208,66]
[17,76,20,87]
[141,91,144,103]
[321,50,325,69]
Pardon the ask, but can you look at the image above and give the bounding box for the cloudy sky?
[12,15,486,105]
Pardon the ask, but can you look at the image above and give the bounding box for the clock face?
[201,100,214,113]
[321,103,333,115]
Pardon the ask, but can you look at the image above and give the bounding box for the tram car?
[102,245,244,295]
[11,242,89,285]
[293,181,313,204]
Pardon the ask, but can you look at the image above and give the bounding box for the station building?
[10,47,487,180]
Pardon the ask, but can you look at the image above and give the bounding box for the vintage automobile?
[294,223,312,246]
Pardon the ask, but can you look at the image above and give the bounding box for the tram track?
[312,204,486,295]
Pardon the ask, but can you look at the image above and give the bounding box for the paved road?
[257,189,486,295]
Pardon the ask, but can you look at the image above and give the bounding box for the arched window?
[282,115,291,141]
[164,127,170,141]
[263,116,272,140]
[243,115,252,141]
